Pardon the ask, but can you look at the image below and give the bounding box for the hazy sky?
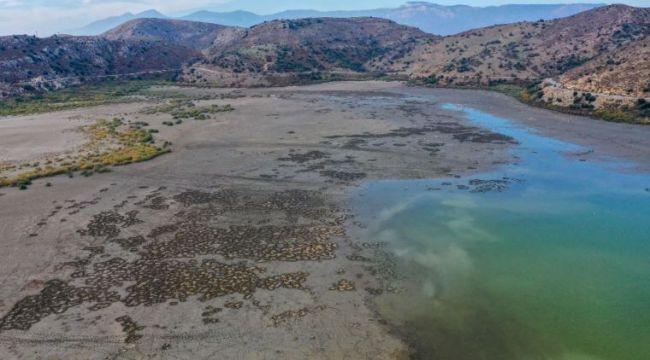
[0,0,647,36]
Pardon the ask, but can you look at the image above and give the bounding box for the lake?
[351,104,650,360]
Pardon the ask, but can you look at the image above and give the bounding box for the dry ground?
[0,81,648,359]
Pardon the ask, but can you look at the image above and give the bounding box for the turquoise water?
[351,105,650,360]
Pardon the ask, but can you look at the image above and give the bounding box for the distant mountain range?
[72,10,167,36]
[72,2,606,36]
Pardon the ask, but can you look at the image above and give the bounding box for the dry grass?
[143,100,234,120]
[0,118,170,188]
[0,80,172,117]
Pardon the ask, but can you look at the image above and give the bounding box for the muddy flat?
[0,81,648,359]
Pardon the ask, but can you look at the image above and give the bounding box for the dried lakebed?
[0,81,649,359]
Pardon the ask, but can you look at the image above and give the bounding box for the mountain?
[559,36,650,97]
[0,34,199,97]
[267,3,606,35]
[182,17,431,87]
[210,0,404,14]
[103,18,238,50]
[177,4,649,91]
[375,4,650,86]
[180,10,263,27]
[74,2,606,36]
[1,4,648,111]
[71,10,167,36]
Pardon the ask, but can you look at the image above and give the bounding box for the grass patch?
[416,79,650,125]
[0,79,173,116]
[144,100,234,120]
[0,119,170,188]
[520,84,650,125]
[488,84,529,98]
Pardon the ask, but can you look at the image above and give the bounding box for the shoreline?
[1,81,649,358]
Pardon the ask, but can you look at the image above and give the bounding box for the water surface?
[351,104,650,360]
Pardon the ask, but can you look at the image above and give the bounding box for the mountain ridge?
[102,18,238,50]
[70,10,167,35]
[73,2,606,36]
[1,4,648,122]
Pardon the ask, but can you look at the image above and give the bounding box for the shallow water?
[351,104,650,360]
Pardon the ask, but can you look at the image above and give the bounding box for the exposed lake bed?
[0,81,648,359]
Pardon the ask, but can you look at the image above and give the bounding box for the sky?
[0,0,647,36]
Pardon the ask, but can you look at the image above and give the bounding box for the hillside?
[182,17,432,86]
[180,10,262,28]
[71,10,167,35]
[0,34,198,97]
[102,18,237,50]
[268,3,605,36]
[380,4,650,87]
[559,36,650,97]
[75,2,605,36]
[179,5,649,94]
[1,4,648,122]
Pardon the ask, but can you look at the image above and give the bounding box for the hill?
[75,2,605,36]
[182,17,431,86]
[102,18,237,50]
[179,10,263,28]
[1,5,648,122]
[0,34,198,97]
[379,5,649,87]
[267,3,606,36]
[71,10,167,35]
[558,35,650,97]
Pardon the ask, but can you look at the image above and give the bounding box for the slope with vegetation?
[0,5,648,123]
[102,18,239,50]
[0,34,197,97]
[559,36,650,97]
[182,17,432,87]
[0,117,170,189]
[386,5,649,86]
[74,2,605,36]
[387,5,650,122]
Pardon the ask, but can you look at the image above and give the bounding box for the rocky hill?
[74,2,605,36]
[179,5,649,94]
[379,4,650,87]
[559,36,650,97]
[102,18,237,50]
[1,5,648,113]
[0,34,199,97]
[181,17,432,86]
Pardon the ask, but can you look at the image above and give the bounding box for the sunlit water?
[350,104,650,360]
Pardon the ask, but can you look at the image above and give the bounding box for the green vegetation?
[519,84,649,125]
[593,108,639,123]
[422,74,440,86]
[0,80,172,116]
[144,99,234,120]
[0,118,170,188]
[410,78,649,125]
[595,99,650,124]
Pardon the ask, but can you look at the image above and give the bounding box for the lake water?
[351,104,650,360]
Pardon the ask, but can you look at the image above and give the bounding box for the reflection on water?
[351,104,650,359]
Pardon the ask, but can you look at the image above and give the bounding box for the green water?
[351,105,650,360]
